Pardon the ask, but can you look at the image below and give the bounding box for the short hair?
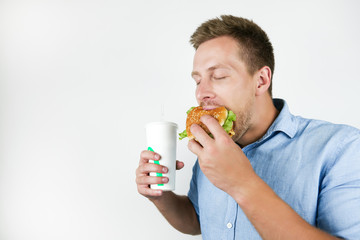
[190,15,275,96]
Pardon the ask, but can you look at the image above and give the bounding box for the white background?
[1,0,360,239]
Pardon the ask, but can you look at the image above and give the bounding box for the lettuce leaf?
[179,129,188,140]
[186,107,195,114]
[178,107,195,140]
[223,110,236,133]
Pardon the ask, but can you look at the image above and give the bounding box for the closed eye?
[213,76,227,80]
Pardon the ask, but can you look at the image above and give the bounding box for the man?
[135,15,360,239]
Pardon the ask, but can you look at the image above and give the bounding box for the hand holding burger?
[180,106,252,196]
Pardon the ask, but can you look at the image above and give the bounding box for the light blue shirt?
[188,99,360,239]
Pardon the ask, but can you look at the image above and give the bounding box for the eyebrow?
[191,64,230,78]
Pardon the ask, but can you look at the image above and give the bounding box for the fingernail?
[154,154,160,160]
[162,178,168,183]
[162,167,168,173]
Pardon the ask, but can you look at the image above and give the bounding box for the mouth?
[202,106,219,110]
[200,102,223,111]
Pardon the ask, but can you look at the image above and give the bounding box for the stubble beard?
[231,98,254,146]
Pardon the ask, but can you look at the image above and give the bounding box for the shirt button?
[227,222,233,229]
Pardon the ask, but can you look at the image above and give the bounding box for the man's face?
[191,36,257,142]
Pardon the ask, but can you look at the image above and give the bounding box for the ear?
[255,66,272,96]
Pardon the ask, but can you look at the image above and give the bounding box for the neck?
[237,95,279,148]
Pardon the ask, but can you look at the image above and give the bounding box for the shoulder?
[290,116,360,171]
[293,117,360,182]
[293,116,360,143]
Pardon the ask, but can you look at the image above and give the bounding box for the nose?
[196,78,215,103]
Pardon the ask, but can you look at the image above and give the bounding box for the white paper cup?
[146,121,178,191]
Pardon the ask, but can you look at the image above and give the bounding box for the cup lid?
[145,121,178,129]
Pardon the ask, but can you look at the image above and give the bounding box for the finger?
[136,175,169,185]
[190,123,213,147]
[136,162,168,176]
[188,138,204,156]
[137,185,163,197]
[176,160,185,170]
[200,115,226,139]
[139,150,161,164]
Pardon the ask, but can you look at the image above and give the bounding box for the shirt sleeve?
[317,133,360,239]
[188,160,200,218]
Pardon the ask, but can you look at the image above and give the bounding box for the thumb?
[176,160,185,170]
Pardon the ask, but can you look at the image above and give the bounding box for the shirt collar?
[260,98,297,141]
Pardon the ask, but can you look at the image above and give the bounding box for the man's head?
[190,15,276,145]
[190,15,275,96]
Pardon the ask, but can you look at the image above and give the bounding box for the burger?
[179,106,236,140]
